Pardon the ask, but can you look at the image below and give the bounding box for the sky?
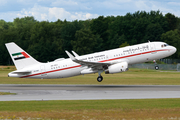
[0,0,180,22]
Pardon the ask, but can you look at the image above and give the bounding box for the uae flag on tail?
[12,52,30,60]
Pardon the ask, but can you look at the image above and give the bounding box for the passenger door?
[150,43,156,54]
[40,65,47,79]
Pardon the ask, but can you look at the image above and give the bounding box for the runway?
[0,84,180,101]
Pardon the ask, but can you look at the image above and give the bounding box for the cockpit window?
[161,44,169,48]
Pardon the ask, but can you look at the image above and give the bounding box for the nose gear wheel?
[97,76,103,82]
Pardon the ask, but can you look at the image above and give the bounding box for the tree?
[161,29,180,58]
[90,16,110,50]
[144,23,164,41]
[119,41,129,48]
[165,13,179,30]
[0,10,179,65]
[71,29,102,55]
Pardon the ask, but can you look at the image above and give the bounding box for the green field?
[1,66,180,119]
[0,99,180,119]
[0,66,180,85]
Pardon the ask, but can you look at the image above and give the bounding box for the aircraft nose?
[171,46,177,54]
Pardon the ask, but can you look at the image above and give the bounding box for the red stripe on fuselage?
[20,49,170,78]
[99,49,168,62]
[20,65,81,78]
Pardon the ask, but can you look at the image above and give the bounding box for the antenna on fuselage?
[148,40,150,43]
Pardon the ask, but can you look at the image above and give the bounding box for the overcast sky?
[0,0,180,22]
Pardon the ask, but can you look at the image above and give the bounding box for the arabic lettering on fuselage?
[79,45,149,61]
[123,45,149,53]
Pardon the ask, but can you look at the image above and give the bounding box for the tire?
[155,66,159,70]
[97,76,103,82]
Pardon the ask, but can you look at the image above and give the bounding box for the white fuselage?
[8,42,176,79]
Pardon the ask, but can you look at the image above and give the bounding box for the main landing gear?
[97,70,103,82]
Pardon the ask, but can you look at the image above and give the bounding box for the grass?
[0,99,180,119]
[1,66,180,119]
[0,66,180,85]
[0,92,16,95]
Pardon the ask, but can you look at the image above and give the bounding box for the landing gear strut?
[97,70,103,82]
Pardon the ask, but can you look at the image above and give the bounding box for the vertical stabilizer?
[5,42,40,70]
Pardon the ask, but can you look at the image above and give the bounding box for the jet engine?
[105,62,128,74]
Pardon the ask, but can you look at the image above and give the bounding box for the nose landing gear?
[153,60,159,70]
[155,66,159,70]
[97,76,103,82]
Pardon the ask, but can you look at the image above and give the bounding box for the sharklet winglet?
[72,51,79,57]
[65,51,76,61]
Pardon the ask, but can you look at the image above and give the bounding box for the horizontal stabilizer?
[11,69,31,75]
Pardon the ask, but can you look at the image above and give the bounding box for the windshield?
[161,44,169,47]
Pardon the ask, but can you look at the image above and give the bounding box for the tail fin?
[5,42,40,70]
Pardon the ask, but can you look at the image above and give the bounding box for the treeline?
[0,10,180,65]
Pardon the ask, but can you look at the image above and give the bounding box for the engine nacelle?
[105,62,128,74]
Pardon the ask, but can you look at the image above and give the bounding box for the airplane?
[5,41,176,82]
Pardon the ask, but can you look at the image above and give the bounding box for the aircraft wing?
[65,51,111,69]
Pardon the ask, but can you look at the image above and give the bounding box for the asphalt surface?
[0,84,180,101]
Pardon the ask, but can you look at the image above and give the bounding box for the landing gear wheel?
[155,66,159,70]
[97,76,103,82]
